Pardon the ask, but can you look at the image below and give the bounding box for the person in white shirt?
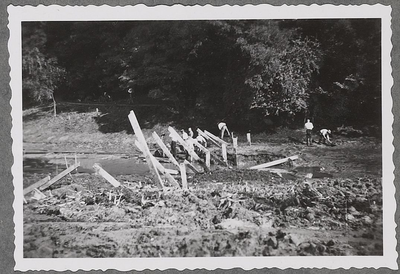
[196,135,207,147]
[218,122,230,139]
[304,119,314,146]
[188,128,194,138]
[319,129,332,144]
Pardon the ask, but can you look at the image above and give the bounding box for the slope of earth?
[21,106,383,258]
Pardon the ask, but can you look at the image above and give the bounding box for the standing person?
[188,128,194,138]
[218,122,230,139]
[304,119,314,146]
[128,88,133,103]
[319,129,332,144]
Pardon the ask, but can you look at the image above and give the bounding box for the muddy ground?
[22,107,383,258]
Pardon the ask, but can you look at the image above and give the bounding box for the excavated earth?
[22,108,383,258]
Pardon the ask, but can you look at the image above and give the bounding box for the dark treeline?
[22,19,381,132]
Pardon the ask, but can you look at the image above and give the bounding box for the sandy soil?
[22,107,383,258]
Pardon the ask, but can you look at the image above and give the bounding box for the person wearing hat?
[319,129,332,144]
[304,119,314,146]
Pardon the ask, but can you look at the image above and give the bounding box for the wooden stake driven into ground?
[179,163,188,190]
[93,163,121,187]
[38,162,80,191]
[204,130,229,146]
[135,140,179,188]
[197,128,221,147]
[248,155,299,170]
[128,110,164,189]
[152,131,180,168]
[168,127,210,172]
[23,175,51,196]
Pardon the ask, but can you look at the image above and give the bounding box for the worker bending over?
[218,122,230,139]
[319,129,332,144]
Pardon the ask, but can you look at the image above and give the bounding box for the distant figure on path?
[319,129,332,144]
[128,88,133,103]
[218,122,230,139]
[304,119,314,146]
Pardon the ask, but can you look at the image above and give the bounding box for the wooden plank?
[191,139,211,169]
[183,160,201,174]
[248,155,299,170]
[192,136,226,166]
[169,127,210,172]
[135,140,179,187]
[93,163,121,187]
[23,175,51,196]
[205,151,211,168]
[152,131,180,168]
[197,128,221,147]
[233,137,238,149]
[204,130,229,145]
[38,162,80,191]
[128,110,164,189]
[168,127,200,161]
[165,168,179,175]
[222,144,227,163]
[180,163,188,190]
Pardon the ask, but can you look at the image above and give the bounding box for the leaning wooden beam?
[197,128,221,147]
[135,140,179,188]
[152,131,180,168]
[38,162,80,191]
[192,138,225,166]
[184,160,201,174]
[168,127,210,172]
[204,130,229,145]
[128,110,164,189]
[23,175,51,196]
[191,139,210,168]
[93,163,121,187]
[248,155,299,170]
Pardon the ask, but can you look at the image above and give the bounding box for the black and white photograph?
[8,4,396,271]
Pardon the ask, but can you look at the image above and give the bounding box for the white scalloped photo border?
[9,4,396,271]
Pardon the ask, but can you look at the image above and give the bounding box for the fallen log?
[23,175,50,196]
[93,163,121,187]
[248,155,299,170]
[38,162,80,191]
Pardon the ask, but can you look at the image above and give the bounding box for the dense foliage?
[22,19,381,131]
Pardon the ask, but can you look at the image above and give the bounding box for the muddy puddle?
[24,156,153,176]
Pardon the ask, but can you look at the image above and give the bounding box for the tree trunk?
[52,95,57,117]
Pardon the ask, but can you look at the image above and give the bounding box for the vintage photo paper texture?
[9,4,396,271]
